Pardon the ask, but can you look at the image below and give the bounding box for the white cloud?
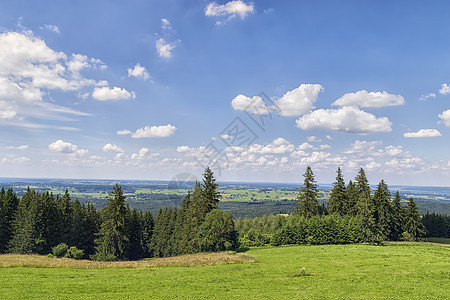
[275,84,322,117]
[326,135,333,140]
[177,146,191,153]
[6,145,29,150]
[92,86,135,101]
[319,144,331,150]
[403,129,442,138]
[439,83,450,95]
[205,1,254,20]
[260,138,294,154]
[307,136,322,143]
[117,129,133,135]
[345,140,383,155]
[156,38,177,58]
[332,90,405,108]
[296,106,392,134]
[297,142,315,151]
[102,143,123,153]
[438,109,450,127]
[231,94,272,115]
[48,139,87,157]
[161,18,171,31]
[419,93,436,101]
[119,124,177,138]
[127,63,150,81]
[42,24,60,33]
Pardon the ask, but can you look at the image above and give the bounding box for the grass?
[424,237,450,244]
[0,243,448,299]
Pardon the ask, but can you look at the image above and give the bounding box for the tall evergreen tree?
[296,166,319,218]
[0,188,19,253]
[372,180,392,240]
[201,167,221,211]
[353,168,377,242]
[327,167,348,215]
[125,207,144,260]
[389,191,405,241]
[346,180,359,216]
[94,184,128,260]
[179,183,205,254]
[141,210,154,258]
[404,197,425,241]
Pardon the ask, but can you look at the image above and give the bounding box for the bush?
[198,209,239,252]
[47,253,54,258]
[66,246,84,259]
[52,243,68,258]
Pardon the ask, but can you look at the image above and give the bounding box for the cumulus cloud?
[127,63,150,81]
[439,83,450,95]
[259,138,294,154]
[118,124,177,138]
[297,142,315,151]
[102,143,123,153]
[0,32,109,129]
[205,1,254,21]
[332,90,405,108]
[275,84,322,117]
[296,106,392,134]
[6,145,29,150]
[231,94,272,115]
[438,109,450,127]
[345,140,383,155]
[156,38,177,58]
[403,129,442,138]
[48,140,87,157]
[92,86,135,101]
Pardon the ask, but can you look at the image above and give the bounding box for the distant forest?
[0,167,448,261]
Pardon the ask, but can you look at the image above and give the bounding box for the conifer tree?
[125,207,144,260]
[296,166,319,218]
[346,180,359,216]
[404,197,425,241]
[94,184,128,260]
[0,188,19,253]
[389,191,405,241]
[353,168,377,242]
[141,210,154,258]
[372,180,392,240]
[179,183,205,254]
[201,167,221,211]
[328,167,348,215]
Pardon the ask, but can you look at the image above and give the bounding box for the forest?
[0,166,449,261]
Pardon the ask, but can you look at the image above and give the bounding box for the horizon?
[0,1,449,186]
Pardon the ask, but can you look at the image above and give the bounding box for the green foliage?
[404,197,426,241]
[422,212,450,238]
[94,184,128,260]
[52,243,68,258]
[66,246,84,260]
[296,166,319,217]
[197,209,239,252]
[327,168,348,215]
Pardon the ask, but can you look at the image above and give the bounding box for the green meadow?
[0,243,448,299]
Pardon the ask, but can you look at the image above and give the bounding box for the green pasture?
[0,243,448,299]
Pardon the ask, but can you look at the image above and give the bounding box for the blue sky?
[0,0,449,186]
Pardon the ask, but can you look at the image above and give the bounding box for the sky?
[0,0,449,186]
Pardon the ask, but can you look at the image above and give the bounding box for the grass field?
[0,243,448,299]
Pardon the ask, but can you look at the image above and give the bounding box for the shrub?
[66,246,84,260]
[52,243,68,258]
[47,253,54,258]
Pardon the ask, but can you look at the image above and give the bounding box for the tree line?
[0,168,238,260]
[1,166,448,260]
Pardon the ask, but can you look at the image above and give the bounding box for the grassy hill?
[0,243,449,299]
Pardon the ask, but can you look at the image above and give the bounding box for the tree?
[353,168,377,242]
[404,197,425,241]
[372,180,392,240]
[0,188,19,253]
[94,184,128,260]
[201,167,221,211]
[141,210,154,258]
[296,166,319,218]
[389,191,405,241]
[346,180,359,216]
[327,168,348,215]
[198,209,239,252]
[125,207,144,260]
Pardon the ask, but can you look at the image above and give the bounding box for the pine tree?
[201,167,221,211]
[327,168,348,215]
[179,183,205,254]
[0,188,19,253]
[372,180,392,240]
[404,197,425,241]
[141,210,154,258]
[353,168,377,242]
[296,166,319,218]
[94,184,128,260]
[389,191,405,241]
[346,180,359,216]
[125,207,144,260]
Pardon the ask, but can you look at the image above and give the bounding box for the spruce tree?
[372,180,392,240]
[328,167,348,215]
[353,168,377,242]
[346,180,359,216]
[389,191,405,241]
[179,183,205,254]
[0,188,19,253]
[295,166,319,218]
[141,210,154,258]
[125,207,144,260]
[94,184,128,260]
[404,197,425,241]
[201,167,221,211]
